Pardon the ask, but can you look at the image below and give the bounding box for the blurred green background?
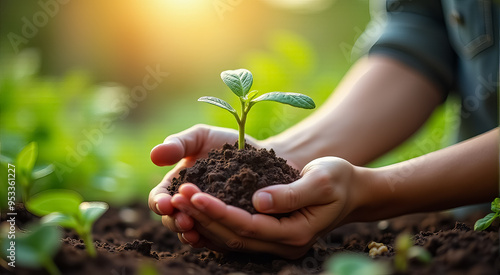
[0,0,458,206]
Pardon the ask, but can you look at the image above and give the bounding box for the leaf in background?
[491,197,500,213]
[474,213,497,231]
[80,201,109,230]
[1,224,61,268]
[41,212,79,229]
[26,189,83,217]
[220,69,253,97]
[198,96,236,114]
[252,92,316,109]
[16,142,38,184]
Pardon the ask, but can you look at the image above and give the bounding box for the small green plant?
[325,253,389,275]
[16,142,54,202]
[394,233,431,272]
[26,189,108,257]
[1,224,62,275]
[199,69,316,149]
[474,197,500,231]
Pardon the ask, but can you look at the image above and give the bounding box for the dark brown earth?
[168,142,301,215]
[1,203,499,274]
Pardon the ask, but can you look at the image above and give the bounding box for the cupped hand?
[171,157,366,259]
[148,124,269,244]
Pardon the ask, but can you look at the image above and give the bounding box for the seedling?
[1,224,62,275]
[16,142,54,202]
[394,233,431,272]
[325,253,389,275]
[199,69,315,149]
[26,189,108,257]
[474,197,500,231]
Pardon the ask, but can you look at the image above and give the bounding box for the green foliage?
[26,189,109,257]
[474,198,500,231]
[394,233,431,272]
[1,224,62,275]
[325,253,389,275]
[199,68,315,149]
[12,142,54,202]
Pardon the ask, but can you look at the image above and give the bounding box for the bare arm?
[348,127,499,224]
[265,55,443,167]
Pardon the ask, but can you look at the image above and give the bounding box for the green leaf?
[198,96,236,114]
[474,213,497,231]
[220,69,253,97]
[252,92,315,109]
[491,197,500,213]
[326,253,389,275]
[41,212,80,229]
[1,224,61,268]
[245,90,259,101]
[79,201,109,230]
[16,142,38,184]
[26,189,83,217]
[407,246,432,264]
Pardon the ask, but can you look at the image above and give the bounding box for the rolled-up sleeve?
[369,0,456,98]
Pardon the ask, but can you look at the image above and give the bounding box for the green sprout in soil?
[16,142,54,203]
[474,197,500,231]
[26,189,108,257]
[325,253,389,275]
[394,233,431,272]
[199,69,316,149]
[1,224,62,275]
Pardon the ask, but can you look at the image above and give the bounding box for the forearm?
[350,128,499,223]
[264,55,442,168]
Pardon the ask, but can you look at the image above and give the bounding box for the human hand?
[148,124,267,244]
[170,157,366,259]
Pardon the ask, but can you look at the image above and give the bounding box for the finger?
[190,193,313,246]
[150,193,173,215]
[253,164,335,213]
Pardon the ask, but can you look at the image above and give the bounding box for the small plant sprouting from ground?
[474,197,500,231]
[394,233,431,272]
[198,69,316,149]
[1,224,62,275]
[26,189,109,257]
[325,252,389,275]
[16,142,54,203]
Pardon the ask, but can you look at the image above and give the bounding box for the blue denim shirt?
[368,0,499,141]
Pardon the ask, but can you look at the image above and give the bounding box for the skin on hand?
[169,157,365,259]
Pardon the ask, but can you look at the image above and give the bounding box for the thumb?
[150,125,211,166]
[252,160,336,213]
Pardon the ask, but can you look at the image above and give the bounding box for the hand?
[171,157,366,259]
[148,124,267,245]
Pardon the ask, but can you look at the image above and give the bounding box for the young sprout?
[16,142,54,202]
[394,233,431,272]
[1,224,62,275]
[26,189,108,257]
[325,253,389,275]
[199,69,316,149]
[474,197,500,231]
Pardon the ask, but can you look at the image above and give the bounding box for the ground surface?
[2,202,499,274]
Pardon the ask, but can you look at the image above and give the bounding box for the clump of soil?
[168,142,301,214]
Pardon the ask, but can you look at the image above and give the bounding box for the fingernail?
[155,203,164,215]
[255,192,273,211]
[192,194,207,211]
[175,218,184,231]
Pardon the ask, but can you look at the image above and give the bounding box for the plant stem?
[238,99,249,150]
[81,231,97,257]
[43,258,61,275]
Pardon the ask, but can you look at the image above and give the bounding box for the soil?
[168,143,301,215]
[1,202,499,275]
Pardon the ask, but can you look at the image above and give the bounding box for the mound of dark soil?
[168,143,301,214]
